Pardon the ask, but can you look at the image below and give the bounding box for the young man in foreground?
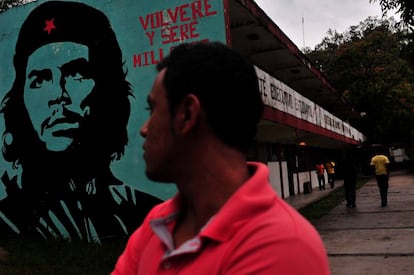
[112,42,330,274]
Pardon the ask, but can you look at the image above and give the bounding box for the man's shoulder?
[371,155,379,162]
[229,198,328,267]
[248,198,318,237]
[376,155,390,162]
[381,155,390,161]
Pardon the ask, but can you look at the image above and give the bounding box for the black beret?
[14,1,117,65]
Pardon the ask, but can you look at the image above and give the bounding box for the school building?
[227,0,365,198]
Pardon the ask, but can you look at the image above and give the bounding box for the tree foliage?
[0,0,31,13]
[370,0,414,28]
[306,17,414,146]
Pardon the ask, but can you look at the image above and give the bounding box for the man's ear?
[174,94,201,134]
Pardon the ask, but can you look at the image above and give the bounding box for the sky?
[254,0,398,49]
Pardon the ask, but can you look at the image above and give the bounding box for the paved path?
[309,170,414,275]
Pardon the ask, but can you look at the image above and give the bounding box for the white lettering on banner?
[342,123,351,138]
[257,74,268,99]
[295,98,313,120]
[254,66,365,142]
[314,105,322,126]
[324,114,342,132]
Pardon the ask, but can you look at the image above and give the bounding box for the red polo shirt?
[112,162,330,274]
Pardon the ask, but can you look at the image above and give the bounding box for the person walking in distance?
[316,161,326,190]
[370,149,391,207]
[112,42,330,275]
[325,160,336,188]
[343,151,358,208]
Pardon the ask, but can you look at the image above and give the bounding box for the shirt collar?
[200,162,275,242]
[150,162,275,245]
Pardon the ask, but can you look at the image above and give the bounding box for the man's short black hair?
[156,42,264,154]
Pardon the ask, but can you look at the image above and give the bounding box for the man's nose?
[48,79,71,108]
[48,91,70,108]
[140,120,148,138]
[50,101,65,116]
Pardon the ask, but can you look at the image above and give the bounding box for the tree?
[307,17,414,146]
[0,0,30,13]
[370,0,414,28]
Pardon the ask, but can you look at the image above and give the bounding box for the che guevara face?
[23,42,95,152]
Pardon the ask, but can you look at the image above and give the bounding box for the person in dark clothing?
[343,151,358,208]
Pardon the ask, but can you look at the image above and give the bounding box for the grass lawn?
[0,238,126,275]
[299,178,369,221]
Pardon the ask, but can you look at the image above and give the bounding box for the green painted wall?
[0,0,226,242]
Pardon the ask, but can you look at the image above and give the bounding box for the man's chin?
[42,137,74,152]
[145,170,174,184]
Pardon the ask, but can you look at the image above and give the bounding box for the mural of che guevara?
[0,1,162,243]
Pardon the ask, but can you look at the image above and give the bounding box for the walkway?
[286,170,414,275]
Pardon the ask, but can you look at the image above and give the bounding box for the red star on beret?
[44,18,56,35]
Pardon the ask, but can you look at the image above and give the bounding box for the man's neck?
[172,144,250,247]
